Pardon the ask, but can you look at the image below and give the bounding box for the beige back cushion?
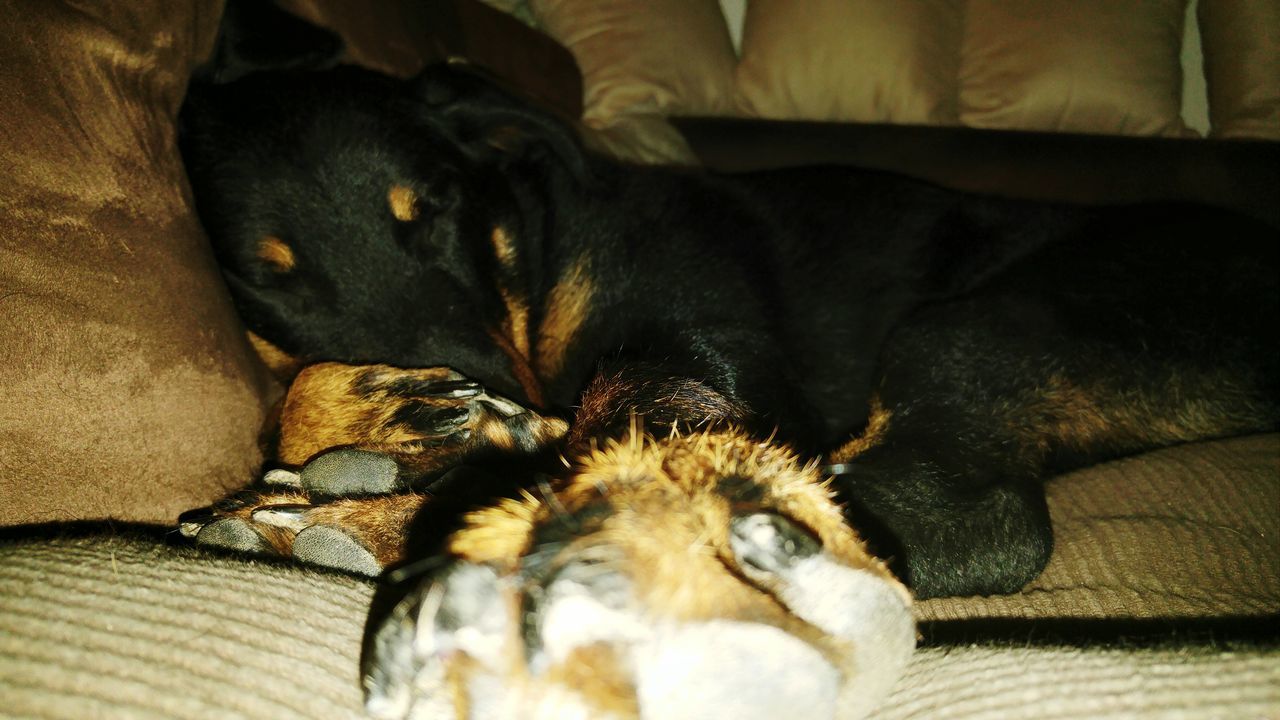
[532,0,1278,140]
[1199,0,1280,139]
[531,0,738,126]
[735,0,1194,136]
[736,0,963,125]
[958,0,1192,136]
[0,0,275,526]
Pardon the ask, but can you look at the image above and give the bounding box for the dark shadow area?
[675,117,1280,229]
[0,519,171,544]
[918,614,1280,649]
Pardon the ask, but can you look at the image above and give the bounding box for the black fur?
[180,55,1278,599]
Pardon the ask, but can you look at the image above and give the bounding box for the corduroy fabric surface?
[0,534,373,720]
[1,434,1277,719]
[919,433,1280,622]
[2,534,1276,719]
[871,641,1280,720]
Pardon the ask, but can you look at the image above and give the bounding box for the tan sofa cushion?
[959,0,1192,136]
[0,0,274,527]
[1,435,1276,718]
[531,0,738,126]
[734,0,1195,137]
[495,0,1278,140]
[736,0,963,125]
[920,433,1280,622]
[1198,0,1280,140]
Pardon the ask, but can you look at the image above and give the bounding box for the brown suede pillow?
[0,0,275,526]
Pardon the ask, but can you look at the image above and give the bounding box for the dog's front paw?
[362,431,915,720]
[180,363,569,575]
[277,362,569,478]
[178,451,428,575]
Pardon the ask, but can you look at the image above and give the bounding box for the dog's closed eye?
[388,185,421,223]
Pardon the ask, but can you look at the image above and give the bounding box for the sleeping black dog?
[177,8,1279,719]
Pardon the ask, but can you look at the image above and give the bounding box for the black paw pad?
[194,517,270,554]
[300,448,401,496]
[292,525,382,577]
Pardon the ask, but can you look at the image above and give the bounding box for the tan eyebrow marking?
[388,185,420,222]
[256,235,296,272]
[490,227,530,359]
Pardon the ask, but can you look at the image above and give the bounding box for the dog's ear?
[414,62,588,180]
[195,0,344,84]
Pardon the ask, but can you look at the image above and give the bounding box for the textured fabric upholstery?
[2,435,1276,719]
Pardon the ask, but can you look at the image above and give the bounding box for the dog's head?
[180,62,586,406]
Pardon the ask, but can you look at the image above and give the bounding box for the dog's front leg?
[179,362,567,575]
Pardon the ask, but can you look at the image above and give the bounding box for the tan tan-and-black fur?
[176,5,1278,718]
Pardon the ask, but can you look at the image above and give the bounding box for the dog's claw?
[478,394,524,418]
[263,468,302,487]
[251,503,312,531]
[418,379,484,398]
[177,508,215,539]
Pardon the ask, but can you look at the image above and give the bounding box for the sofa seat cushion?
[1,434,1275,718]
[920,433,1280,622]
[1,528,1274,719]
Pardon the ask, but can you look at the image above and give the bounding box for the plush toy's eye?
[256,235,296,273]
[388,184,421,223]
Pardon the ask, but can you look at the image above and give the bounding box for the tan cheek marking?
[535,256,595,380]
[485,225,546,406]
[490,225,519,271]
[485,124,526,153]
[388,184,420,222]
[491,226,529,358]
[257,235,296,272]
[486,326,545,409]
[246,331,302,382]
